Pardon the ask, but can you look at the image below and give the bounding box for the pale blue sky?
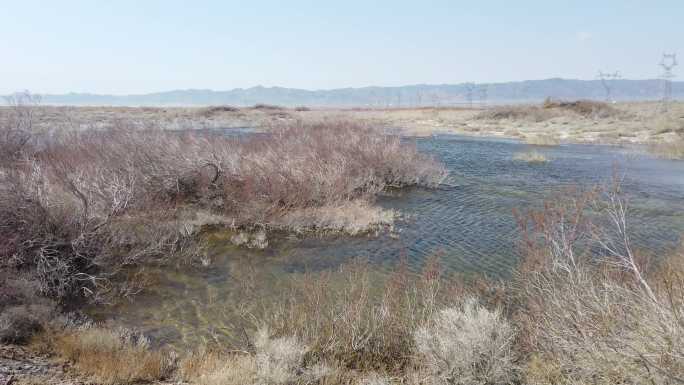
[1,0,682,94]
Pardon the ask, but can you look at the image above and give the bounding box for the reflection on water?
[91,135,684,348]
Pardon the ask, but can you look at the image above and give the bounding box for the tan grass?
[181,351,257,385]
[650,138,684,159]
[523,134,560,146]
[513,150,549,163]
[273,200,396,235]
[54,327,174,384]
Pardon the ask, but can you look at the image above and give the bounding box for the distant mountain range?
[29,78,684,107]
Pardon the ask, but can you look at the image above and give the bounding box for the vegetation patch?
[54,327,175,385]
[542,98,623,119]
[524,134,560,146]
[513,150,549,163]
[0,98,446,305]
[650,137,684,159]
[475,105,556,122]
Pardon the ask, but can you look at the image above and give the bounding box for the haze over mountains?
[29,78,684,107]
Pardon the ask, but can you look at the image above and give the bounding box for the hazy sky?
[2,0,682,94]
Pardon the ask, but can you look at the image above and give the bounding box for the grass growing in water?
[513,150,549,163]
[650,138,684,159]
[524,134,560,146]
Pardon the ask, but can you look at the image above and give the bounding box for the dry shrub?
[180,330,330,385]
[357,372,392,385]
[543,98,622,119]
[254,327,309,384]
[200,105,240,116]
[0,304,52,344]
[477,99,621,122]
[55,326,175,384]
[518,266,684,385]
[0,274,47,311]
[514,181,684,384]
[231,121,447,226]
[253,103,283,110]
[413,298,516,385]
[1,106,446,304]
[0,91,40,162]
[234,258,476,374]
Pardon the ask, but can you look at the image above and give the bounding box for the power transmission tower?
[478,85,488,108]
[464,83,475,108]
[659,53,678,111]
[598,70,621,103]
[431,92,440,107]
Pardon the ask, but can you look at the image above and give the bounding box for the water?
[91,134,684,347]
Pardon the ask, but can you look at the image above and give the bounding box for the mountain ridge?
[16,78,684,107]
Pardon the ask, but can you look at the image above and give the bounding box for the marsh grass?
[542,98,623,119]
[476,99,623,123]
[650,138,684,159]
[475,105,556,122]
[523,134,560,146]
[513,150,549,163]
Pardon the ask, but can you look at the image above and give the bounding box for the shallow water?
[91,134,684,347]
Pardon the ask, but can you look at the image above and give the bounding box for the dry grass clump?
[414,298,517,385]
[273,200,396,235]
[182,352,258,385]
[357,372,392,385]
[254,327,309,384]
[54,326,175,384]
[0,273,55,344]
[476,99,622,123]
[0,305,52,344]
[542,98,622,119]
[650,137,684,159]
[179,329,334,385]
[253,103,284,110]
[523,134,560,146]
[199,105,240,117]
[475,105,556,122]
[512,151,549,163]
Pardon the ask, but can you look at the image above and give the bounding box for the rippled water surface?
[92,134,684,347]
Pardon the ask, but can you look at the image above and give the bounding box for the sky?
[1,0,682,94]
